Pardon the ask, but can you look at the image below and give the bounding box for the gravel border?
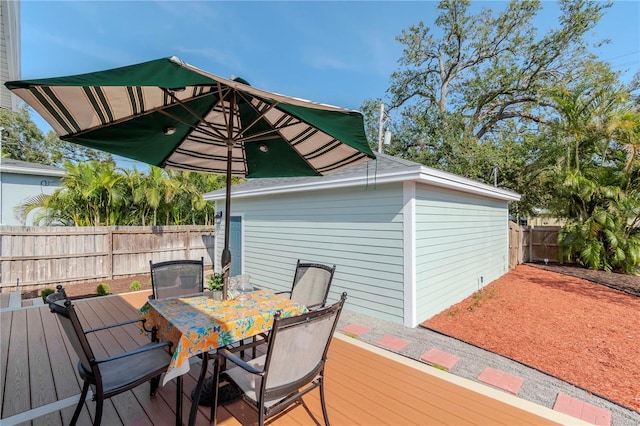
[337,309,640,426]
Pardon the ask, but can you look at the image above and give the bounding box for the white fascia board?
[417,168,521,202]
[204,168,520,202]
[203,170,413,201]
[0,165,65,177]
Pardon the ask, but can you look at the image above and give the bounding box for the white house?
[0,158,64,225]
[204,153,520,327]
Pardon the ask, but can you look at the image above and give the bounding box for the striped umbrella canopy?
[6,56,375,297]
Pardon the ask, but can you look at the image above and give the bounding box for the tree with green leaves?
[16,162,226,227]
[544,82,640,273]
[364,0,638,272]
[0,106,112,165]
[364,0,612,190]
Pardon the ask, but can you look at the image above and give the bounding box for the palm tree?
[609,109,640,177]
[549,87,640,273]
[15,161,228,227]
[134,167,181,226]
[121,168,147,225]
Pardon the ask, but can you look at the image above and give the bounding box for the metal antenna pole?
[377,103,384,153]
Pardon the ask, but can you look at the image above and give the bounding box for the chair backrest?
[46,286,97,381]
[289,260,336,310]
[262,292,346,401]
[149,257,204,300]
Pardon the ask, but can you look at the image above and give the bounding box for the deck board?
[26,308,53,409]
[1,291,583,426]
[3,309,30,419]
[27,307,62,426]
[0,309,12,412]
[1,292,10,309]
[328,338,552,425]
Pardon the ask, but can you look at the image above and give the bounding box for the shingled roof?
[203,153,519,202]
[0,158,65,176]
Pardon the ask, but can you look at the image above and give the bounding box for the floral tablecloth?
[138,290,307,384]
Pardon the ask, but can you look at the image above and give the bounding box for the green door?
[230,216,242,277]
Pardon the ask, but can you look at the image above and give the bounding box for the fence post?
[186,227,191,258]
[108,228,114,280]
[518,226,524,264]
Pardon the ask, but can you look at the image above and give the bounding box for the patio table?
[138,290,307,425]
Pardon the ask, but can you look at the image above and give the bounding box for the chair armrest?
[305,302,324,310]
[94,341,172,364]
[218,348,264,375]
[85,318,147,334]
[226,333,268,354]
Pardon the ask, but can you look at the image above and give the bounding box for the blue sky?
[19,1,640,168]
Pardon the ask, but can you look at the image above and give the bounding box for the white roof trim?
[204,163,520,202]
[0,164,66,177]
[416,167,520,201]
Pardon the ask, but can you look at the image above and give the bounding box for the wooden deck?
[1,291,585,425]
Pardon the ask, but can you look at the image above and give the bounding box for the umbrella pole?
[221,141,233,300]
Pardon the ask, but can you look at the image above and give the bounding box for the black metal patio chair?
[239,260,337,359]
[210,292,347,426]
[149,257,204,300]
[282,260,337,310]
[46,285,178,426]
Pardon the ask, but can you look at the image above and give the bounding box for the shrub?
[96,283,110,296]
[129,280,141,291]
[41,288,55,302]
[207,273,224,291]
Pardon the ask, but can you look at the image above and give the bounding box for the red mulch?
[422,264,640,412]
[21,274,152,300]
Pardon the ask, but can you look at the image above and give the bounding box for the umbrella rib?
[231,92,316,143]
[163,88,228,141]
[155,109,224,142]
[233,91,282,140]
[214,82,235,141]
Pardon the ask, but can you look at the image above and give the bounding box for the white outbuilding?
[204,153,520,327]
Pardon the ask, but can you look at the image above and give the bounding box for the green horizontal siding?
[223,183,406,324]
[414,185,509,321]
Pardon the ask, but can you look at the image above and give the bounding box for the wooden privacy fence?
[508,222,562,267]
[0,225,215,291]
[508,221,521,269]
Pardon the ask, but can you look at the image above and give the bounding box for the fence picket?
[0,225,215,291]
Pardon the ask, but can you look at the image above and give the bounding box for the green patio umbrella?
[5,56,375,298]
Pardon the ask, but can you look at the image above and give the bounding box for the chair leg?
[93,395,104,426]
[252,336,256,358]
[189,352,209,426]
[176,375,183,426]
[319,377,330,426]
[211,356,221,426]
[150,374,161,396]
[70,381,90,426]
